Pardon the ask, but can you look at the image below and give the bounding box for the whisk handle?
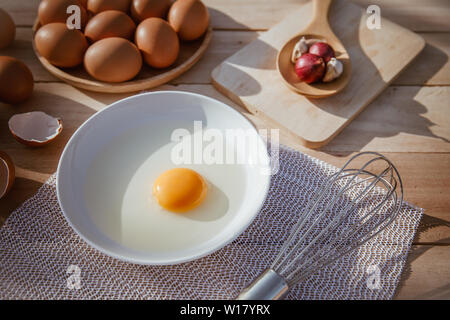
[236,269,289,300]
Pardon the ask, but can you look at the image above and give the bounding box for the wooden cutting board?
[211,0,425,148]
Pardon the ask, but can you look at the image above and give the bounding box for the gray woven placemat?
[0,146,422,299]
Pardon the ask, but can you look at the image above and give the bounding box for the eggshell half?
[0,151,15,199]
[8,111,63,147]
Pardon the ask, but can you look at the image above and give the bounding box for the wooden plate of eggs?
[32,0,212,93]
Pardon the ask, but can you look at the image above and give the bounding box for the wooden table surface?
[0,0,449,299]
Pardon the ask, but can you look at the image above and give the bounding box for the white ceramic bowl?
[57,91,271,265]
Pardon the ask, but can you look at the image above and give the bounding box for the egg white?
[84,124,246,252]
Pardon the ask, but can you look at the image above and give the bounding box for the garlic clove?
[291,36,309,63]
[8,111,63,147]
[0,151,15,199]
[322,57,344,82]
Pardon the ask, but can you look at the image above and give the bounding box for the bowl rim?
[56,90,271,265]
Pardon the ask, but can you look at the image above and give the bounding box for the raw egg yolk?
[153,168,207,213]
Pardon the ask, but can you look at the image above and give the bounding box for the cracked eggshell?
[0,151,15,199]
[8,111,63,147]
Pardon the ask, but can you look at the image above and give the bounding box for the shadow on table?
[413,283,450,300]
[0,89,97,220]
[321,39,449,155]
[393,234,450,299]
[415,214,450,242]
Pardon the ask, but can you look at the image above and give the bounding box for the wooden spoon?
[277,0,351,98]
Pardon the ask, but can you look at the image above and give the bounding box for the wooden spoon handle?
[309,0,333,31]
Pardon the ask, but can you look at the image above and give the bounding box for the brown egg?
[135,18,179,68]
[130,0,172,22]
[84,37,142,82]
[0,9,15,49]
[38,0,88,27]
[168,0,209,41]
[87,0,131,14]
[85,10,136,42]
[35,23,88,68]
[0,56,34,104]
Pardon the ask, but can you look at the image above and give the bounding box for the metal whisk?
[237,151,403,299]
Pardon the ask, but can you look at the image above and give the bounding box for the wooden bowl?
[276,0,351,98]
[32,20,212,93]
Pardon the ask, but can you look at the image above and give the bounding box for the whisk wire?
[279,167,390,280]
[271,152,403,285]
[270,157,375,268]
[288,172,400,284]
[273,157,389,273]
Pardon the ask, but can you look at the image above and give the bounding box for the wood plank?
[2,28,449,86]
[0,28,259,84]
[205,0,304,30]
[300,150,450,245]
[323,86,450,153]
[2,0,450,32]
[209,0,450,32]
[352,0,450,32]
[173,30,261,84]
[394,245,450,299]
[1,83,449,244]
[0,0,40,27]
[175,32,450,86]
[0,27,58,82]
[2,28,449,87]
[393,33,450,86]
